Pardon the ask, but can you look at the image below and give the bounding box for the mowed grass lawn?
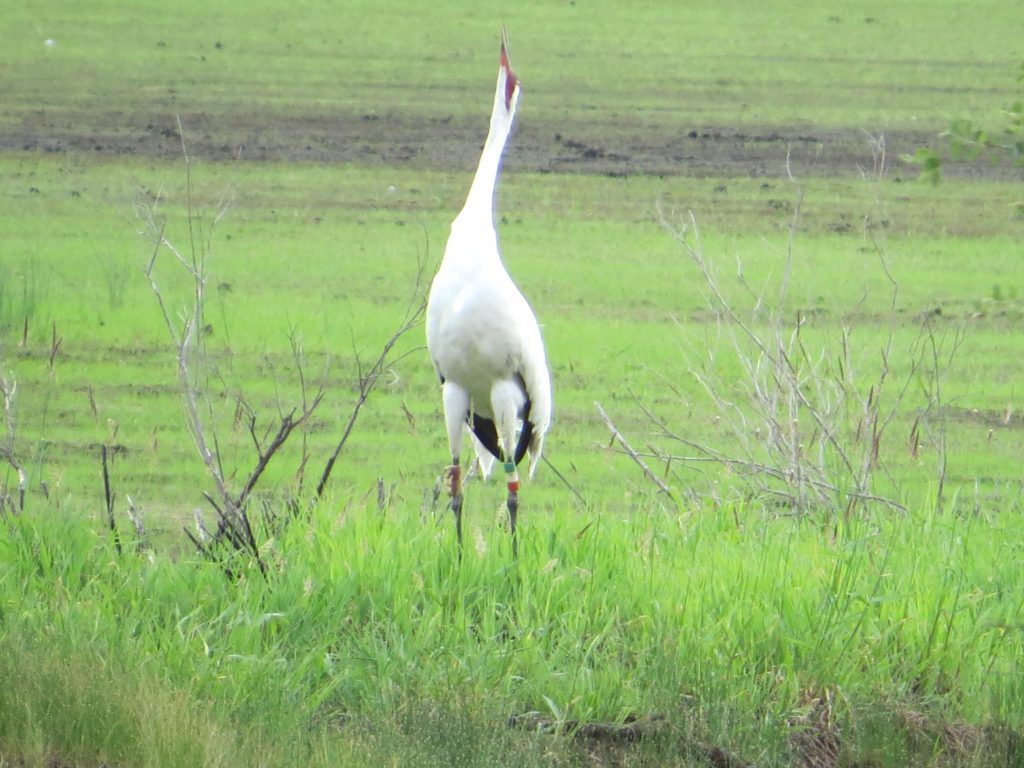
[2,0,1024,766]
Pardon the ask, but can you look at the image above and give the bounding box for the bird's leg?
[445,459,463,555]
[503,460,520,559]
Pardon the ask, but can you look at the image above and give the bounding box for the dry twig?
[101,445,122,554]
[595,400,676,503]
[316,253,428,499]
[0,374,26,513]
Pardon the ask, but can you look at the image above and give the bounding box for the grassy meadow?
[2,0,1024,765]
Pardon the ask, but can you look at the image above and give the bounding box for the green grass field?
[2,0,1024,765]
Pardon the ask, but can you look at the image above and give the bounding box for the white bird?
[425,30,552,557]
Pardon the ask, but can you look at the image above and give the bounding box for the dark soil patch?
[4,108,1020,181]
[508,712,752,767]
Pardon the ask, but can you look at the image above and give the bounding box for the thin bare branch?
[101,445,122,554]
[540,454,587,506]
[595,401,676,503]
[0,374,27,513]
[125,494,146,539]
[316,243,430,500]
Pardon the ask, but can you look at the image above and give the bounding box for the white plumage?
[425,30,552,554]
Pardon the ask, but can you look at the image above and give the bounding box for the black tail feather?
[468,397,533,466]
[470,413,502,461]
[514,396,534,464]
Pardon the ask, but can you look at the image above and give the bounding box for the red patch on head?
[500,41,517,111]
[504,70,518,111]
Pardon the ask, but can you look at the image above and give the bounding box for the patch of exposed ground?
[3,108,1021,181]
[508,701,1024,767]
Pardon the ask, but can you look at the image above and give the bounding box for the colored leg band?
[504,461,520,492]
[447,464,461,496]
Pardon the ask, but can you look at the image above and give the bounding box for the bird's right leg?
[491,380,525,560]
[504,460,520,559]
[442,383,471,554]
[446,460,463,549]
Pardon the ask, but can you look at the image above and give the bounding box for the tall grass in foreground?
[2,491,1022,766]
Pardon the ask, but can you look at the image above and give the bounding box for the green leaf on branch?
[902,147,942,185]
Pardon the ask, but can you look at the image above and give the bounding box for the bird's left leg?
[503,459,520,559]
[447,462,463,552]
[442,383,471,554]
[491,380,525,559]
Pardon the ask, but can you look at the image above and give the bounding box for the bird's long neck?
[455,50,519,231]
[458,106,515,228]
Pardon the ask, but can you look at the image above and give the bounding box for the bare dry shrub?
[135,118,425,573]
[602,148,963,518]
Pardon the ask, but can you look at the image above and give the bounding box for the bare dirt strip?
[3,108,1019,181]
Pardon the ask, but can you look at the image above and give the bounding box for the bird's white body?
[426,32,551,493]
[427,217,550,478]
